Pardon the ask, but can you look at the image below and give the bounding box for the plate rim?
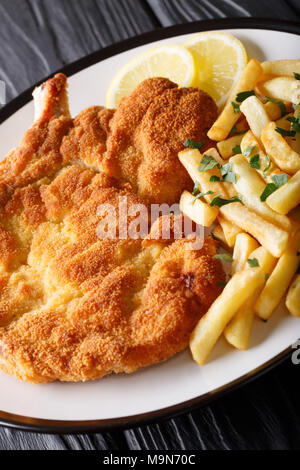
[0,16,298,434]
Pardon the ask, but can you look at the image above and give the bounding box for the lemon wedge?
[184,32,248,106]
[106,44,196,108]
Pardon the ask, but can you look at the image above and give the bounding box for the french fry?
[201,147,225,166]
[240,130,284,183]
[179,190,218,227]
[217,134,244,159]
[267,169,300,215]
[220,203,289,257]
[224,295,257,350]
[286,274,300,317]
[179,147,238,202]
[218,216,242,248]
[264,101,286,121]
[255,231,300,320]
[249,245,277,276]
[261,60,300,77]
[212,224,228,248]
[240,95,271,139]
[275,113,293,131]
[260,77,300,104]
[229,154,294,233]
[230,233,259,274]
[275,113,297,149]
[207,59,263,141]
[190,268,264,365]
[255,81,292,111]
[224,246,277,350]
[261,122,300,174]
[178,149,228,202]
[179,148,290,256]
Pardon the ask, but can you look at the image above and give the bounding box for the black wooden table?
[0,0,300,451]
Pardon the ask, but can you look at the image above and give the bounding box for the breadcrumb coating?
[0,74,224,382]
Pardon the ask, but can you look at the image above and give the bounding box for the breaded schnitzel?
[0,74,224,382]
[103,77,218,204]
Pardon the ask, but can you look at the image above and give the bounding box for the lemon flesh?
[106,44,196,108]
[184,32,248,106]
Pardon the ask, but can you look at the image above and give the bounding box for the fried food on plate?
[286,275,300,317]
[261,122,300,174]
[230,232,259,275]
[261,60,300,77]
[177,53,300,365]
[190,267,264,365]
[266,168,300,215]
[239,95,271,139]
[0,74,224,382]
[103,77,217,205]
[224,246,276,350]
[207,59,263,141]
[255,231,300,321]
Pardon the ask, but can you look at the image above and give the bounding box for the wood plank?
[0,0,158,103]
[147,0,298,26]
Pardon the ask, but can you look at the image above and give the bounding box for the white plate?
[0,19,299,432]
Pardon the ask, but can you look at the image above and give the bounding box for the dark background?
[0,0,300,451]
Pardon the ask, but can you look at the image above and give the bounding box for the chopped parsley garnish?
[296,262,300,275]
[243,145,256,158]
[247,258,260,267]
[229,124,237,137]
[192,181,200,196]
[210,195,243,207]
[250,154,260,169]
[271,173,288,187]
[198,155,220,172]
[214,253,234,262]
[275,127,296,137]
[221,162,232,175]
[235,90,255,103]
[192,190,214,204]
[232,144,241,154]
[292,103,299,111]
[263,155,271,178]
[286,115,300,133]
[223,172,237,183]
[265,273,270,281]
[265,96,287,117]
[221,162,236,183]
[184,139,205,150]
[260,183,279,202]
[210,175,221,182]
[218,281,227,287]
[231,101,240,114]
[259,174,289,202]
[294,72,300,80]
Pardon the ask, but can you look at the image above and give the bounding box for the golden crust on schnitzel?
[103,77,218,204]
[0,73,224,382]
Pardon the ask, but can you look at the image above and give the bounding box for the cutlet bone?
[33,73,70,122]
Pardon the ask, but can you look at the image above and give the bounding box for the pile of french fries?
[178,58,300,365]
